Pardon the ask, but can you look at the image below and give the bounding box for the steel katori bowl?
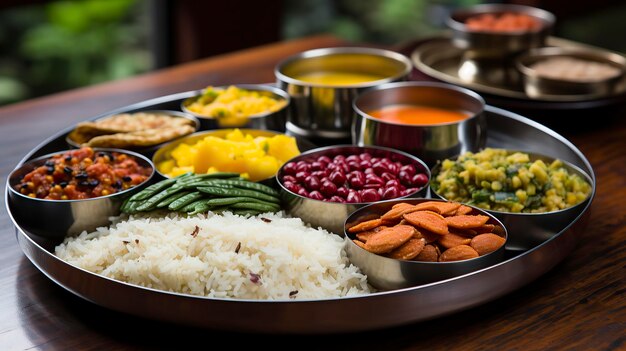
[429,150,594,251]
[275,47,412,141]
[353,81,486,167]
[344,198,507,290]
[516,47,626,98]
[181,84,290,132]
[276,145,430,235]
[446,4,555,59]
[7,148,155,240]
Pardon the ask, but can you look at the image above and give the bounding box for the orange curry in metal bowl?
[367,105,471,125]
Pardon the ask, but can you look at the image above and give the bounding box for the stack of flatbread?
[68,112,196,149]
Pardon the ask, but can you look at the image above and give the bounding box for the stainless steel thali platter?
[411,34,626,103]
[5,91,595,334]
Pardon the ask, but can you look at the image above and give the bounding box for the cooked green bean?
[181,181,235,190]
[157,190,192,208]
[229,201,280,212]
[122,199,143,214]
[135,185,184,211]
[181,198,210,213]
[175,172,242,185]
[207,179,279,196]
[128,178,177,202]
[197,186,279,203]
[168,191,203,211]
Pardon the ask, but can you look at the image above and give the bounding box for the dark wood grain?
[1,35,625,350]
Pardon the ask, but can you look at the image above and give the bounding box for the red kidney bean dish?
[279,151,428,203]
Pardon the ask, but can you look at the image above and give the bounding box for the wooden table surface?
[0,35,624,350]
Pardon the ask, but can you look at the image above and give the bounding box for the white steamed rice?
[54,212,370,300]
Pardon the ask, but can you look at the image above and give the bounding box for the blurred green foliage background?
[1,0,626,107]
[0,0,151,105]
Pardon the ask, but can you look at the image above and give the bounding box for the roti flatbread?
[68,112,196,148]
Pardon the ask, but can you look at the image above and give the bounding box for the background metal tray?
[411,35,626,102]
[5,92,595,334]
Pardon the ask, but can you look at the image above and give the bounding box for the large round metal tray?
[5,92,595,334]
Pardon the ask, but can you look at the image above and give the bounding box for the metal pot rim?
[274,47,413,88]
[353,81,486,127]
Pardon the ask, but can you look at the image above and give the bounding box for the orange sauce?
[368,105,471,125]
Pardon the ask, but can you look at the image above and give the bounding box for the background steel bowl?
[446,4,555,59]
[430,150,594,251]
[65,110,200,157]
[7,148,155,240]
[344,198,507,290]
[353,81,486,166]
[181,84,289,132]
[276,145,430,235]
[275,47,412,140]
[516,47,626,98]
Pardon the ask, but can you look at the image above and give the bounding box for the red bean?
[308,190,324,201]
[349,173,365,189]
[311,170,326,178]
[311,161,324,171]
[412,173,429,187]
[382,186,400,200]
[372,162,388,175]
[336,186,349,198]
[346,155,360,163]
[320,180,337,197]
[402,188,419,196]
[398,170,412,185]
[295,171,309,183]
[283,162,297,175]
[347,161,361,171]
[386,179,401,188]
[346,190,362,203]
[317,155,332,164]
[400,164,416,176]
[282,175,296,183]
[359,159,372,169]
[305,175,321,191]
[365,173,384,186]
[284,182,300,193]
[297,188,309,197]
[329,171,346,186]
[380,172,395,183]
[364,168,375,175]
[330,195,346,203]
[296,162,311,173]
[333,155,346,163]
[359,153,372,161]
[360,188,380,202]
[387,163,399,175]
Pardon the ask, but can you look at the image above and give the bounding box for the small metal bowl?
[344,198,507,290]
[446,4,555,58]
[275,47,412,140]
[353,81,486,166]
[181,84,289,132]
[65,110,200,157]
[276,145,430,235]
[430,150,594,251]
[152,128,310,183]
[516,47,626,98]
[7,148,155,240]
